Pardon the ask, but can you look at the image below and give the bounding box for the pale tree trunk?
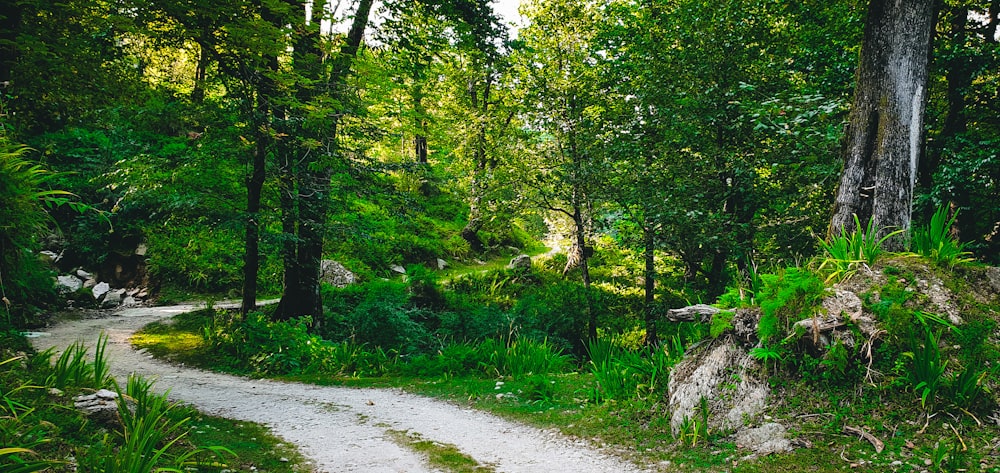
[830,0,936,249]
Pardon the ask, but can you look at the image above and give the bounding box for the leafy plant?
[750,344,784,374]
[477,337,570,378]
[906,328,947,410]
[911,205,974,267]
[820,214,903,282]
[947,361,988,410]
[756,268,826,344]
[586,338,678,402]
[101,374,233,473]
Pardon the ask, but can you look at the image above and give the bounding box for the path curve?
[31,303,647,473]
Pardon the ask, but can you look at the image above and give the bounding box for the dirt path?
[30,303,647,473]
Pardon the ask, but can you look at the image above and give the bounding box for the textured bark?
[643,224,658,346]
[275,0,374,320]
[413,83,428,163]
[830,0,936,249]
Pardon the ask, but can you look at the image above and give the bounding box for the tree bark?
[829,0,936,249]
[643,222,658,346]
[275,0,374,320]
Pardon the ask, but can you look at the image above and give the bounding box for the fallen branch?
[666,304,722,323]
[843,425,884,453]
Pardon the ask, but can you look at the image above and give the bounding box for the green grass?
[0,339,310,472]
[128,257,1000,473]
[386,429,495,472]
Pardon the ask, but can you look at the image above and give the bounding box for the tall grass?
[102,375,232,473]
[477,338,571,378]
[587,338,680,402]
[820,214,903,282]
[0,356,59,473]
[911,205,974,267]
[44,332,112,389]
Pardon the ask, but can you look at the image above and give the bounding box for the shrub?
[756,268,826,344]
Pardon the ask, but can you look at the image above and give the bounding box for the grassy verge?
[133,301,1000,473]
[0,334,310,473]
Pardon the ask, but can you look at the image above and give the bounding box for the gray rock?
[507,254,531,270]
[75,269,93,279]
[56,275,83,294]
[74,389,122,425]
[121,296,138,307]
[320,260,357,287]
[391,264,406,275]
[736,422,793,455]
[822,289,862,320]
[39,250,62,263]
[83,278,98,289]
[101,288,126,308]
[668,338,769,435]
[92,282,111,300]
[135,243,148,256]
[436,258,449,270]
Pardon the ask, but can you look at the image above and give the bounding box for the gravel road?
[30,303,647,473]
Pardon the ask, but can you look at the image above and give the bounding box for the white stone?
[56,275,83,293]
[436,258,449,270]
[76,269,93,279]
[390,264,406,274]
[92,282,111,300]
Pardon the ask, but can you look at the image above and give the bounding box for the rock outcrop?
[320,260,357,288]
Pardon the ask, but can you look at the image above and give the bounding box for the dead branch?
[843,425,884,453]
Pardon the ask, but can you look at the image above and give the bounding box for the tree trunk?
[829,0,936,249]
[643,222,658,346]
[573,202,596,342]
[413,82,428,163]
[275,0,374,320]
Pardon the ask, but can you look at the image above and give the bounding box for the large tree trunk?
[829,0,936,249]
[275,0,374,320]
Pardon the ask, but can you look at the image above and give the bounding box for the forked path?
[31,303,646,473]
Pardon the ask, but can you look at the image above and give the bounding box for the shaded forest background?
[1,0,998,333]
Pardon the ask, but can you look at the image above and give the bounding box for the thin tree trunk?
[643,222,657,346]
[830,0,936,249]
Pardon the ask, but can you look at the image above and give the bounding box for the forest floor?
[29,302,647,473]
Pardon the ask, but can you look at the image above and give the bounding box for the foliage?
[0,132,64,324]
[476,338,571,378]
[95,375,233,473]
[586,338,678,403]
[819,214,903,282]
[43,333,111,390]
[756,268,826,344]
[906,328,947,410]
[910,205,974,268]
[709,311,735,339]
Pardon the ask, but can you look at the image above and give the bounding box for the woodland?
[2,0,1000,471]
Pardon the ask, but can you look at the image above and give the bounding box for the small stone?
[436,258,448,270]
[93,282,111,300]
[56,275,83,294]
[390,264,406,274]
[76,269,93,279]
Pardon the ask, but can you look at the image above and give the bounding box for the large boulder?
[320,260,357,288]
[101,288,127,308]
[667,336,769,436]
[507,254,531,270]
